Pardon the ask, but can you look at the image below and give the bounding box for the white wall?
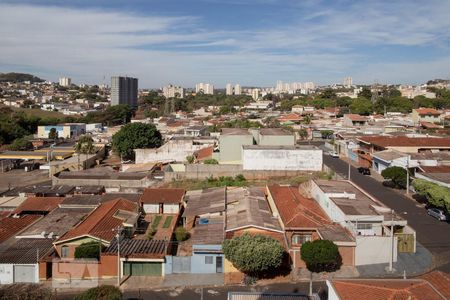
[310,182,347,224]
[242,148,322,171]
[163,204,179,214]
[135,140,207,164]
[355,236,397,266]
[0,264,13,284]
[143,204,159,213]
[326,280,340,300]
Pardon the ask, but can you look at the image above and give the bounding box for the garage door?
[123,262,162,276]
[14,265,35,283]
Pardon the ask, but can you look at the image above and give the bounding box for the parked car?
[357,167,371,175]
[329,151,339,158]
[427,208,450,221]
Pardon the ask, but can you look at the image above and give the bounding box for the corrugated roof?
[104,238,166,259]
[183,187,226,217]
[140,188,185,204]
[358,136,450,148]
[0,238,54,264]
[228,292,310,300]
[57,198,138,244]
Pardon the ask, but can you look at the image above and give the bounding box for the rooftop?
[13,197,64,215]
[18,207,93,238]
[0,238,54,264]
[243,145,319,150]
[0,215,41,243]
[140,188,185,204]
[104,238,167,259]
[183,187,226,217]
[221,128,251,136]
[57,198,138,244]
[56,166,149,180]
[372,149,407,162]
[415,108,441,115]
[226,187,282,232]
[358,136,450,148]
[259,128,294,136]
[267,185,331,228]
[345,114,368,121]
[330,277,448,300]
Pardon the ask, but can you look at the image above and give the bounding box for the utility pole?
[388,209,394,272]
[115,226,123,287]
[406,155,410,195]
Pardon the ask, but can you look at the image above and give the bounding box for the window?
[292,234,311,245]
[356,223,372,230]
[205,256,213,264]
[61,245,69,258]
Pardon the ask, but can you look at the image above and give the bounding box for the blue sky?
[1,0,450,88]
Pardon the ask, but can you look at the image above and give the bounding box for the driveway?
[323,154,450,264]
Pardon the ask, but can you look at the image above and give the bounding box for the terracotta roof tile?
[331,279,445,300]
[266,185,331,228]
[415,108,441,115]
[140,188,185,204]
[420,271,450,299]
[195,146,214,161]
[420,165,450,173]
[278,113,302,122]
[345,114,367,121]
[0,215,41,243]
[57,198,137,243]
[13,197,64,214]
[359,136,450,148]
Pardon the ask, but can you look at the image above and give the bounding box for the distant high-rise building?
[196,83,214,95]
[111,76,138,107]
[343,77,353,87]
[59,77,71,87]
[163,84,184,98]
[234,84,241,95]
[226,83,233,95]
[251,88,260,100]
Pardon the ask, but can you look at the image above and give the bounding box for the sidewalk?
[121,273,224,290]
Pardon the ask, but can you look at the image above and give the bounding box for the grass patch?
[167,174,247,190]
[163,216,173,228]
[10,107,66,118]
[151,215,162,230]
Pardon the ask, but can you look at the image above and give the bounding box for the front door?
[216,256,223,273]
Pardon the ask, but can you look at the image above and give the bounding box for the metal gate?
[396,234,415,253]
[14,265,35,283]
[172,256,191,273]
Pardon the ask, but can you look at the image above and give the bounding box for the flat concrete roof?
[242,145,320,150]
[259,128,294,136]
[221,128,251,136]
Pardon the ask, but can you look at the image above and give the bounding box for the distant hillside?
[0,72,45,83]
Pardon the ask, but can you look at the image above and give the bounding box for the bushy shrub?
[74,241,104,260]
[175,226,189,242]
[301,240,342,273]
[74,285,122,300]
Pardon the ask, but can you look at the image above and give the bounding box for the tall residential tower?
[111,76,138,108]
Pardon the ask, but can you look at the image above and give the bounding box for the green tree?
[203,158,219,164]
[298,128,308,140]
[222,233,284,275]
[186,155,195,164]
[381,166,407,189]
[74,285,122,300]
[300,239,342,273]
[349,98,373,115]
[9,137,33,151]
[112,123,162,160]
[74,135,96,169]
[320,130,334,139]
[74,241,104,260]
[358,87,372,100]
[413,179,450,212]
[175,226,189,242]
[48,127,58,139]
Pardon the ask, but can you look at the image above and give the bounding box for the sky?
[1,0,450,88]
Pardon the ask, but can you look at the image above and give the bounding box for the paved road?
[323,154,450,259]
[56,282,327,300]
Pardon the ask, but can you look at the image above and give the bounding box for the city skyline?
[1,0,450,87]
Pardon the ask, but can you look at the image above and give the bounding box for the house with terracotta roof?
[266,185,355,269]
[358,135,450,154]
[416,165,450,188]
[53,198,139,259]
[277,113,302,125]
[412,108,442,125]
[12,197,64,216]
[327,271,450,300]
[342,114,368,127]
[140,188,185,214]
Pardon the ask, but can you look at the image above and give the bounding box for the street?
[56,282,327,300]
[323,154,450,261]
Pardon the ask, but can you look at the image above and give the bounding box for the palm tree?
[74,135,96,170]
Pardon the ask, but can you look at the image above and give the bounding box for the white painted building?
[195,83,214,95]
[242,145,322,171]
[163,84,184,98]
[226,84,233,95]
[59,77,71,87]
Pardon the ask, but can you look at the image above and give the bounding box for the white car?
[329,151,339,158]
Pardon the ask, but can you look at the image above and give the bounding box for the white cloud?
[0,1,450,87]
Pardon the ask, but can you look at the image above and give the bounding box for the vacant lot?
[11,107,66,118]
